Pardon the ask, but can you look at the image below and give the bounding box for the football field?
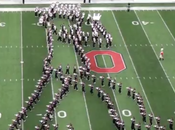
[0,5,175,130]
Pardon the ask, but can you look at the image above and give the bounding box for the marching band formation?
[8,2,171,130]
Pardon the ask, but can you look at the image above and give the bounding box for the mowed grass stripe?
[50,17,90,130]
[100,11,153,129]
[114,11,175,124]
[77,11,117,130]
[157,11,175,86]
[22,12,53,129]
[136,11,175,91]
[0,12,22,130]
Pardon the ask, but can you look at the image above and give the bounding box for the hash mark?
[145,44,147,46]
[5,46,7,48]
[149,77,151,79]
[16,79,18,81]
[126,77,128,79]
[155,77,157,79]
[10,79,12,81]
[31,46,33,48]
[143,77,145,79]
[132,77,134,79]
[33,79,35,81]
[120,77,122,80]
[4,79,6,82]
[27,79,29,81]
[26,46,28,48]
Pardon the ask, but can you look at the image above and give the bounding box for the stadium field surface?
[0,7,175,130]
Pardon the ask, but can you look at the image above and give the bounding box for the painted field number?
[57,111,67,118]
[0,113,1,118]
[122,109,132,117]
[132,21,150,26]
[0,22,6,27]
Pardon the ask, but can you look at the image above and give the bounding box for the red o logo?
[85,50,126,73]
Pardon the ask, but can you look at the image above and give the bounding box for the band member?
[96,87,101,98]
[148,113,153,125]
[81,82,85,92]
[112,80,116,90]
[86,72,90,80]
[141,112,146,123]
[126,86,132,97]
[100,76,104,86]
[91,75,96,84]
[73,65,77,74]
[135,123,141,130]
[89,84,93,94]
[154,125,160,130]
[155,116,161,126]
[131,117,136,130]
[65,64,70,74]
[53,124,59,130]
[168,118,174,130]
[118,82,122,93]
[58,65,62,73]
[132,88,136,100]
[145,124,151,130]
[107,77,111,87]
[55,69,58,79]
[73,80,78,90]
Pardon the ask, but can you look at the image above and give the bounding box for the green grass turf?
[0,9,175,130]
[95,54,114,68]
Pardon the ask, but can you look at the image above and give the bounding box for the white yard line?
[67,20,92,130]
[157,11,175,43]
[134,11,175,93]
[111,10,158,123]
[44,29,58,124]
[1,7,175,12]
[20,11,24,130]
[100,50,123,120]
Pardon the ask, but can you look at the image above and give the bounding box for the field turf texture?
[0,8,175,130]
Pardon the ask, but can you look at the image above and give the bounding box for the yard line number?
[57,110,67,118]
[108,109,131,117]
[0,22,6,27]
[132,21,150,26]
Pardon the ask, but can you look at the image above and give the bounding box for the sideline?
[1,6,175,11]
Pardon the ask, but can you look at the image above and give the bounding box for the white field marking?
[157,11,175,43]
[1,7,175,12]
[112,10,158,124]
[67,20,92,130]
[135,11,175,93]
[45,29,57,124]
[20,11,24,130]
[100,48,123,121]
